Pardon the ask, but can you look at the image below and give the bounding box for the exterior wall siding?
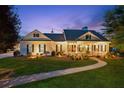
[20,41,56,55]
[66,41,110,57]
[20,40,110,57]
[20,30,110,57]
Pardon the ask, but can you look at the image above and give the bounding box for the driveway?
[0,57,107,88]
[0,53,13,59]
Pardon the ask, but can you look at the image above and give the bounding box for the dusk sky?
[16,5,116,35]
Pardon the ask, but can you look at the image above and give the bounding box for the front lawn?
[15,58,124,88]
[0,56,96,77]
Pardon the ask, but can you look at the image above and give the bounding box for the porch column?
[107,44,109,52]
[103,45,105,52]
[76,44,78,53]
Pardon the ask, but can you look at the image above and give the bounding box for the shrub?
[105,52,112,59]
[13,50,20,57]
[60,51,64,55]
[82,54,89,60]
[27,52,32,57]
[119,52,124,57]
[56,51,64,56]
[51,51,56,56]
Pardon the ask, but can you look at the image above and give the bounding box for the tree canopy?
[103,6,124,52]
[0,5,21,53]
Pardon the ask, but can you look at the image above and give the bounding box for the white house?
[20,27,110,57]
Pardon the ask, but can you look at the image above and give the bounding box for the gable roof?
[22,28,108,42]
[44,33,65,41]
[22,30,51,41]
[64,29,87,41]
[89,30,108,41]
[64,29,108,41]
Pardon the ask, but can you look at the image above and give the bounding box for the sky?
[15,5,115,35]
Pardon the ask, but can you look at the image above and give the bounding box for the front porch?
[67,41,109,57]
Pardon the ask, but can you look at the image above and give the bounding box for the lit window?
[86,35,91,40]
[60,45,62,52]
[67,45,76,52]
[36,34,39,37]
[56,45,58,52]
[92,45,94,51]
[98,45,99,51]
[32,44,34,52]
[101,45,103,52]
[87,45,89,51]
[33,33,39,37]
[78,45,81,52]
[40,44,45,53]
[72,45,76,52]
[94,45,96,51]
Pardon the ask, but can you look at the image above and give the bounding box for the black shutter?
[60,45,62,52]
[56,45,58,52]
[44,44,46,53]
[39,44,41,52]
[27,44,29,54]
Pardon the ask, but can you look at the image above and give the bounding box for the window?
[92,45,94,51]
[36,34,39,37]
[56,45,58,52]
[101,45,103,52]
[69,45,72,52]
[72,45,76,52]
[86,35,91,40]
[78,45,81,52]
[87,45,90,51]
[78,45,85,52]
[32,44,34,52]
[40,44,44,53]
[98,45,99,52]
[60,45,62,52]
[67,45,70,52]
[67,45,76,52]
[39,44,46,53]
[33,33,39,37]
[94,45,96,51]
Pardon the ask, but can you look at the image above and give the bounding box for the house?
[20,27,110,57]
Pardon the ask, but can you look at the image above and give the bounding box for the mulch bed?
[0,69,14,80]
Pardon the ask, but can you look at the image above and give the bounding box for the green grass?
[0,56,96,77]
[15,58,124,88]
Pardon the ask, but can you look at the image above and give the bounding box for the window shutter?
[44,44,46,53]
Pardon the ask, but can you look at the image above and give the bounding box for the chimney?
[82,26,88,31]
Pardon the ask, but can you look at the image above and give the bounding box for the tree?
[103,6,124,52]
[0,6,21,53]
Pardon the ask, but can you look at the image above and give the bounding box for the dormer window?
[33,33,39,37]
[86,35,91,40]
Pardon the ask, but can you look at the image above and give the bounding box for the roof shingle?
[64,29,108,41]
[44,33,65,41]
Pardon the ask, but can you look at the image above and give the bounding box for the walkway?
[0,53,13,59]
[0,57,107,88]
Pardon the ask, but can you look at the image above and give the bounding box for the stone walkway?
[0,57,107,88]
